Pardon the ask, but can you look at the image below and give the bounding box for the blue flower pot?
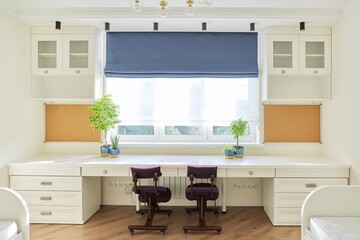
[224,149,235,159]
[100,145,110,157]
[234,146,244,158]
[110,148,120,158]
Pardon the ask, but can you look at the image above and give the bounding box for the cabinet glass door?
[63,34,94,75]
[300,35,331,75]
[267,35,299,75]
[31,34,62,75]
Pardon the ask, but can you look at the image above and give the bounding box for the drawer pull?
[40,181,52,185]
[281,70,286,74]
[305,183,317,188]
[103,170,108,174]
[40,211,52,216]
[249,171,254,175]
[40,196,52,201]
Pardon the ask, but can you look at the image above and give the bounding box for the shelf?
[305,54,325,57]
[70,53,89,57]
[38,53,56,58]
[273,54,292,57]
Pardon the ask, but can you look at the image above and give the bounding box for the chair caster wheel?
[183,229,188,234]
[215,212,219,217]
[140,213,145,217]
[129,229,134,235]
[167,213,171,217]
[217,229,222,233]
[160,230,165,235]
[186,211,191,216]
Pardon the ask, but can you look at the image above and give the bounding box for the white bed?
[301,186,360,240]
[0,187,29,240]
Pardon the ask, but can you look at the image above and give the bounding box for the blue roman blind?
[104,32,258,78]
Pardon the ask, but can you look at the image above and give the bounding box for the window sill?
[118,142,265,148]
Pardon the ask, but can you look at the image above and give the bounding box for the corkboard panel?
[45,104,100,142]
[264,105,320,142]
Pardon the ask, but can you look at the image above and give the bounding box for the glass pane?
[117,125,154,135]
[305,42,325,68]
[213,126,232,135]
[69,41,88,68]
[165,126,202,135]
[38,41,56,68]
[273,41,292,68]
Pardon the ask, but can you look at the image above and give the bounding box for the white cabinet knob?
[249,171,254,175]
[103,170,108,174]
[281,70,286,74]
[76,70,80,74]
[44,70,48,74]
[314,70,318,74]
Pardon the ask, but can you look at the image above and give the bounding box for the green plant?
[230,118,249,147]
[89,94,120,146]
[223,144,236,152]
[111,135,120,149]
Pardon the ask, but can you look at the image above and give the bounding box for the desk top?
[8,154,350,169]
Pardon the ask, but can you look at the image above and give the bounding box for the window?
[106,77,259,143]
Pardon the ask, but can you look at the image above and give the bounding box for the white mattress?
[310,217,360,240]
[0,220,17,240]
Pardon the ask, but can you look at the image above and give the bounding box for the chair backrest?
[187,166,217,179]
[131,166,162,179]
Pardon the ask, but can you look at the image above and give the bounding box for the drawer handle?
[76,70,80,74]
[44,70,48,74]
[249,171,254,175]
[40,211,52,216]
[40,181,52,185]
[305,183,317,188]
[40,196,52,201]
[103,170,108,174]
[314,70,318,74]
[281,70,286,74]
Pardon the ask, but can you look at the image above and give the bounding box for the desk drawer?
[274,207,301,225]
[10,176,82,191]
[177,167,226,177]
[82,167,130,176]
[274,193,309,208]
[275,178,348,193]
[18,191,82,206]
[276,168,349,178]
[29,206,83,224]
[227,168,275,178]
[161,167,178,176]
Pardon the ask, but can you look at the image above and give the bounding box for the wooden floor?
[30,206,300,240]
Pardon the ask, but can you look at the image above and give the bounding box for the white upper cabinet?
[30,27,101,101]
[31,34,62,75]
[267,35,299,75]
[264,27,332,102]
[299,35,331,75]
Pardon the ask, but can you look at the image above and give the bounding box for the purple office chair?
[128,166,172,235]
[183,166,222,233]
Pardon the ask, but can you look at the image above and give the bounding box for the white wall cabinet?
[30,27,101,101]
[264,27,332,102]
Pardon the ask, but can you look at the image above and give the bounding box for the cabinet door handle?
[314,70,318,74]
[103,170,108,174]
[40,196,52,201]
[281,70,286,74]
[249,171,254,175]
[76,70,80,74]
[44,70,48,74]
[40,211,52,216]
[305,183,317,188]
[40,181,52,185]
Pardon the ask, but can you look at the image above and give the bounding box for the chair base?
[183,225,222,233]
[185,207,219,216]
[137,208,173,216]
[128,225,167,235]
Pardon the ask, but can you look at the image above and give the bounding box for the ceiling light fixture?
[55,21,61,31]
[300,21,305,31]
[202,22,207,31]
[105,22,110,32]
[153,22,159,31]
[250,23,255,32]
[130,0,143,12]
[158,0,170,18]
[198,0,214,7]
[185,0,197,16]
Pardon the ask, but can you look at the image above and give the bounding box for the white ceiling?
[1,0,360,31]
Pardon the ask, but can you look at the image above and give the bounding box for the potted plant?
[89,94,120,157]
[223,144,236,159]
[230,118,249,158]
[110,135,120,158]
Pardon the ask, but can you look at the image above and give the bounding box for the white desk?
[8,154,350,226]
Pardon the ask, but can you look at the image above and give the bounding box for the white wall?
[322,6,360,184]
[0,10,43,187]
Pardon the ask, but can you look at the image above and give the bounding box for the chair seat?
[137,186,172,203]
[185,183,219,201]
